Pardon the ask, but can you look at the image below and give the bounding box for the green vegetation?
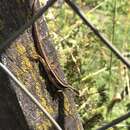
[45,0,130,129]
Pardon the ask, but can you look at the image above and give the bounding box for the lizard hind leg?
[28,51,49,75]
[28,50,43,62]
[27,50,49,79]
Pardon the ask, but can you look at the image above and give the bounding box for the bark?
[0,0,83,130]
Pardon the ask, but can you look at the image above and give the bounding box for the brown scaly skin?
[31,0,79,96]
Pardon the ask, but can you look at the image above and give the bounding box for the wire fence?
[0,63,62,130]
[0,0,130,130]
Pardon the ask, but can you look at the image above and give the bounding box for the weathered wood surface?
[0,69,30,130]
[0,0,83,130]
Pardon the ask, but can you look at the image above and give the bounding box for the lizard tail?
[67,85,79,96]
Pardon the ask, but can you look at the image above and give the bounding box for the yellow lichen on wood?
[63,93,75,116]
[35,81,54,113]
[15,43,34,72]
[35,82,49,107]
[15,39,55,129]
[14,56,34,82]
[36,119,52,130]
[16,43,26,55]
[14,43,37,84]
[21,56,33,71]
[36,111,53,130]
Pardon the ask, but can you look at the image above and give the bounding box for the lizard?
[31,0,79,95]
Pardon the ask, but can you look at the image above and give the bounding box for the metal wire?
[64,0,130,129]
[0,62,62,130]
[0,0,130,129]
[65,0,130,69]
[0,0,56,53]
[97,112,130,130]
